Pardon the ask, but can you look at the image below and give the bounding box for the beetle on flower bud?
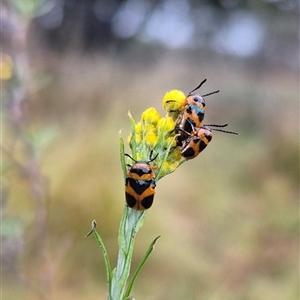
[176,79,220,134]
[125,153,158,210]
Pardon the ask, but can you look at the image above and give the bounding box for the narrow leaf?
[119,131,127,180]
[128,111,137,159]
[86,220,112,286]
[124,236,161,298]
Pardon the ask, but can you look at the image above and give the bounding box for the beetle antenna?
[211,128,239,135]
[148,151,159,163]
[201,90,220,97]
[125,153,137,163]
[149,150,154,160]
[204,123,228,128]
[188,79,207,95]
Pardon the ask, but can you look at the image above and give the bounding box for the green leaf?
[86,220,112,289]
[119,132,127,181]
[124,236,161,299]
[128,111,137,160]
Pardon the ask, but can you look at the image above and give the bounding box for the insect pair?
[170,79,238,159]
[124,80,238,210]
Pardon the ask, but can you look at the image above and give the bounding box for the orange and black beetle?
[177,126,213,160]
[125,153,158,210]
[174,79,219,133]
[177,121,238,160]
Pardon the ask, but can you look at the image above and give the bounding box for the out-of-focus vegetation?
[2,0,298,299]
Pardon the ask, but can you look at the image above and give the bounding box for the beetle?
[185,79,214,111]
[125,152,158,210]
[177,121,238,160]
[177,126,213,160]
[172,79,219,133]
[178,103,205,132]
[167,79,219,128]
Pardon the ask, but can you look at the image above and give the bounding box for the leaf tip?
[85,220,97,237]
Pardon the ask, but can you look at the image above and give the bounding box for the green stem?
[110,206,146,299]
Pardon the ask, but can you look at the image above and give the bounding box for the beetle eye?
[193,96,205,106]
[205,133,212,141]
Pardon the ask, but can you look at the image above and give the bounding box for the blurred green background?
[2,0,299,299]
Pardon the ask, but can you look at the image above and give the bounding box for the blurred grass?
[3,50,299,300]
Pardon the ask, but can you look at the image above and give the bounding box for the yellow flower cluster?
[127,88,188,180]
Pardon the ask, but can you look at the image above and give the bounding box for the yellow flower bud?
[128,133,142,147]
[135,122,143,134]
[135,134,142,145]
[157,116,175,133]
[144,124,156,134]
[162,90,186,113]
[159,161,178,177]
[168,148,182,163]
[141,107,160,125]
[163,136,177,149]
[145,131,158,146]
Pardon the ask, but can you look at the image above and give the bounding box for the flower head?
[157,116,175,134]
[162,90,186,120]
[141,107,160,125]
[126,106,183,181]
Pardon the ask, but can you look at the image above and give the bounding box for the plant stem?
[110,206,146,300]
